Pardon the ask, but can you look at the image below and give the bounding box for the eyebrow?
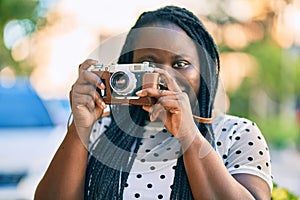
[173,54,190,60]
[136,55,157,62]
[136,54,191,62]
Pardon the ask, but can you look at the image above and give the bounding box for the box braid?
[84,5,220,200]
[85,105,149,199]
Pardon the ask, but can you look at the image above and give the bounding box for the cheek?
[182,68,200,95]
[190,74,200,95]
[174,71,200,100]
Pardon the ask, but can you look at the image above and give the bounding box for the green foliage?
[0,0,39,24]
[227,78,252,117]
[244,38,300,100]
[254,116,299,148]
[0,0,40,74]
[225,35,300,147]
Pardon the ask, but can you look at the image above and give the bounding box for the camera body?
[88,62,159,105]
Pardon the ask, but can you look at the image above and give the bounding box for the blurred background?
[0,0,299,199]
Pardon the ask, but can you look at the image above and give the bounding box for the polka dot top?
[89,113,273,199]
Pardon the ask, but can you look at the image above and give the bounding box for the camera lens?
[110,70,136,95]
[111,72,128,90]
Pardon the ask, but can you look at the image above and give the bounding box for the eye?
[173,61,190,69]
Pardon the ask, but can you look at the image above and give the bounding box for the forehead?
[131,25,198,55]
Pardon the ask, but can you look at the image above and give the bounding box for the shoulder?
[212,113,273,191]
[212,113,268,158]
[213,114,262,143]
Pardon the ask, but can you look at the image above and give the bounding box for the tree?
[0,0,40,75]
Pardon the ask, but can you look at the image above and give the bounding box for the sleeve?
[218,117,273,191]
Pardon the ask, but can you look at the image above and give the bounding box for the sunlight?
[27,0,207,99]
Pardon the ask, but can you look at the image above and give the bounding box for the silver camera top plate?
[87,62,153,73]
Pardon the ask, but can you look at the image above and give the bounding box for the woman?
[35,6,272,200]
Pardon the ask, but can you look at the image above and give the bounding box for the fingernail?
[150,114,154,121]
[97,82,105,90]
[135,90,145,96]
[101,102,106,109]
[170,109,179,114]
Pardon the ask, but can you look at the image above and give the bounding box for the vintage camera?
[88,62,159,105]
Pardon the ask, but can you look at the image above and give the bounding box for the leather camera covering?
[93,71,159,106]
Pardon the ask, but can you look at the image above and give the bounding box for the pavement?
[270,145,300,196]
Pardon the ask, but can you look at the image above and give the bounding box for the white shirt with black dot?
[89,113,273,199]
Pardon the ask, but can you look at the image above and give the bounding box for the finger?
[150,103,165,121]
[73,84,100,97]
[78,59,105,89]
[142,96,179,116]
[86,96,97,113]
[158,99,181,114]
[94,91,107,110]
[156,94,179,101]
[136,88,178,98]
[141,105,151,113]
[72,94,95,113]
[77,69,105,90]
[154,68,181,92]
[73,84,106,109]
[78,59,98,72]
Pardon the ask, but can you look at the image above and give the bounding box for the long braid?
[129,6,220,199]
[84,5,220,200]
[84,106,148,199]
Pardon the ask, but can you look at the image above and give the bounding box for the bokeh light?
[1,0,300,197]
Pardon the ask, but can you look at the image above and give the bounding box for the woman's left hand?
[136,68,198,142]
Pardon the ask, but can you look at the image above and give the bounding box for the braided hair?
[84,5,220,200]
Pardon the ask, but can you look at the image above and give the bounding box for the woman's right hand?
[70,59,107,136]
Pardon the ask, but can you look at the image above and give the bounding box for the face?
[132,23,201,97]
